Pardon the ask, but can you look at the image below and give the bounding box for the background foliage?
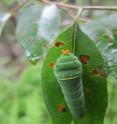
[0,0,117,124]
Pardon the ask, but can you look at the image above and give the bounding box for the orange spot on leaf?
[60,42,64,45]
[57,104,63,112]
[79,55,89,64]
[55,42,64,47]
[61,49,71,55]
[49,62,55,68]
[91,69,106,77]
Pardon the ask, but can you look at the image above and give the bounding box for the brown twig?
[42,0,117,11]
[10,0,29,16]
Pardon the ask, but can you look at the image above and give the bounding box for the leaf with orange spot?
[41,17,108,124]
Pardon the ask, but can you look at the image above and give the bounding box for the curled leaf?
[0,13,11,36]
[37,4,60,45]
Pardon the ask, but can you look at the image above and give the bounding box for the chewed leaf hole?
[79,55,90,64]
[55,41,64,47]
[49,62,55,68]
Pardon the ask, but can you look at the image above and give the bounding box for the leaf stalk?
[42,0,117,11]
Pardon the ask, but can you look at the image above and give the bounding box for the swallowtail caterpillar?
[54,49,85,119]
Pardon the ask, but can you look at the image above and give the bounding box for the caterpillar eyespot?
[54,53,85,119]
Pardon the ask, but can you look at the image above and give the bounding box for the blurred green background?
[0,0,117,124]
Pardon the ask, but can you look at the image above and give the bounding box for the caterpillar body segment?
[54,53,85,119]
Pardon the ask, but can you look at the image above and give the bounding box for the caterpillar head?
[54,50,82,80]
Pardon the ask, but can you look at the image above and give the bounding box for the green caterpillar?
[54,51,85,119]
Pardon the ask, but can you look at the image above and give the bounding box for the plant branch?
[10,0,29,16]
[42,0,117,11]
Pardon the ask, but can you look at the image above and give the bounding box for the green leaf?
[37,4,60,44]
[81,14,117,42]
[81,14,117,80]
[41,18,108,124]
[16,4,44,65]
[16,4,60,65]
[0,13,11,36]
